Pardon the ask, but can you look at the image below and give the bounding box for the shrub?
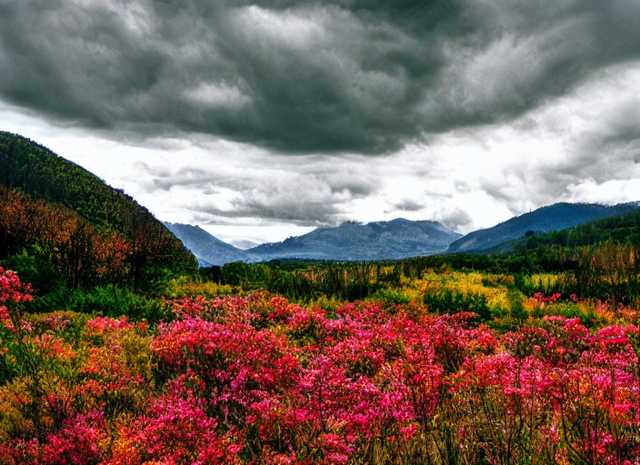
[164,276,236,298]
[28,285,166,322]
[423,288,491,321]
[368,288,411,306]
[4,269,640,465]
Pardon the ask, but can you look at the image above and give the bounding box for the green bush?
[2,246,61,293]
[28,285,167,322]
[423,288,491,321]
[508,289,527,322]
[368,288,411,306]
[542,302,603,328]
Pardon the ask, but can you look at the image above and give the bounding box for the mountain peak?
[388,217,411,224]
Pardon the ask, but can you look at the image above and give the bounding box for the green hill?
[509,205,640,253]
[448,202,640,253]
[0,132,196,289]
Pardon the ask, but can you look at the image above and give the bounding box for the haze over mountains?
[166,201,640,266]
[232,240,260,250]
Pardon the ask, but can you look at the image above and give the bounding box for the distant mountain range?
[169,201,640,266]
[249,219,461,261]
[447,202,640,253]
[7,130,640,279]
[166,218,461,265]
[508,206,640,253]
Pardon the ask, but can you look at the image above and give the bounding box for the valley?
[2,133,640,465]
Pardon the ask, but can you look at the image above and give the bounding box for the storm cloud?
[2,1,640,244]
[1,0,640,154]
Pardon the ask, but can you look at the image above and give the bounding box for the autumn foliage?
[1,268,639,465]
[0,132,197,291]
[0,185,195,290]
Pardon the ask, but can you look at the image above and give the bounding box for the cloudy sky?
[2,0,640,246]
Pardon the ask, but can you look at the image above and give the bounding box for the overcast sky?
[2,0,640,246]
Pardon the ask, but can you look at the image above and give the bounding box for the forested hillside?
[0,132,196,290]
[448,202,640,253]
[512,208,640,252]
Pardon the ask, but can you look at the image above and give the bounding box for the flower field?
[2,266,640,465]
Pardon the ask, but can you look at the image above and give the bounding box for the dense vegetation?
[3,202,640,464]
[0,132,197,291]
[3,265,640,465]
[205,205,640,296]
[205,237,640,306]
[513,208,640,252]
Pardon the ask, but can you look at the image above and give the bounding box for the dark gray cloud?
[196,197,342,226]
[567,102,640,179]
[434,208,472,231]
[393,199,423,212]
[1,0,639,154]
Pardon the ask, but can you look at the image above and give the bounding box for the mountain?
[0,132,197,289]
[164,223,249,266]
[509,206,640,253]
[248,218,461,261]
[448,202,640,254]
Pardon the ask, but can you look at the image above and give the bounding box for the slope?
[448,202,640,253]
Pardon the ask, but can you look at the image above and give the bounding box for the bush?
[368,288,411,306]
[508,289,527,322]
[423,288,491,321]
[540,302,603,328]
[28,285,166,322]
[164,276,236,298]
[2,246,61,293]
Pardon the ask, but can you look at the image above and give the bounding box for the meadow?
[2,255,640,465]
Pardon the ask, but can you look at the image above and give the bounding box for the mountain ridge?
[247,217,461,261]
[165,218,462,265]
[164,223,249,266]
[448,201,640,254]
[163,201,640,267]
